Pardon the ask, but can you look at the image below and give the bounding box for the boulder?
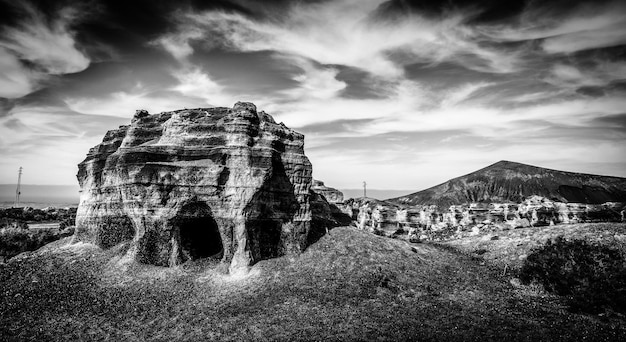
[74,102,316,274]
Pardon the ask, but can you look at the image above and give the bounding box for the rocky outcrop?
[74,102,318,274]
[352,195,625,242]
[311,180,344,204]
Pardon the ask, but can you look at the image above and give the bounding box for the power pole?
[363,181,367,198]
[15,167,22,207]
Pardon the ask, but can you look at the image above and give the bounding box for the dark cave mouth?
[178,215,224,260]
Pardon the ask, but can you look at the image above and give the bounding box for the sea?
[0,184,79,209]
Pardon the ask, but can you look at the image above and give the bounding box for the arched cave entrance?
[173,202,223,261]
[247,218,283,260]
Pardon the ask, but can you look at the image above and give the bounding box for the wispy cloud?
[0,2,89,98]
[487,1,626,54]
[65,82,210,117]
[546,61,626,89]
[0,104,127,184]
[170,67,234,106]
[156,0,522,78]
[0,47,36,98]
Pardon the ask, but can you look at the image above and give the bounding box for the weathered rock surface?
[350,195,625,242]
[311,179,344,204]
[74,102,319,274]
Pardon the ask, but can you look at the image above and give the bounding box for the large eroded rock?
[74,102,317,274]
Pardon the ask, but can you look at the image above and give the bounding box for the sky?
[0,0,625,191]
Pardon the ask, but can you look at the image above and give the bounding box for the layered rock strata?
[311,180,344,204]
[74,102,317,274]
[351,196,625,241]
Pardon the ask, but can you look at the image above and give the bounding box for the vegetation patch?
[0,227,74,260]
[519,236,626,314]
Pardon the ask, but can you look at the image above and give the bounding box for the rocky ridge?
[346,196,625,242]
[390,160,626,208]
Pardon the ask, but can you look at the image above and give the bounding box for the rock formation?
[311,180,344,204]
[351,195,625,241]
[74,102,320,274]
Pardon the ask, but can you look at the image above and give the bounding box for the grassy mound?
[520,236,626,314]
[1,227,625,341]
[440,223,626,271]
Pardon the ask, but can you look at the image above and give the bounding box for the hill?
[2,226,625,340]
[388,160,626,208]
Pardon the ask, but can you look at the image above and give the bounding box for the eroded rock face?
[311,180,344,204]
[74,102,316,274]
[351,195,625,241]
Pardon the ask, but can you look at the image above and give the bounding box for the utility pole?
[15,167,22,207]
[363,181,367,198]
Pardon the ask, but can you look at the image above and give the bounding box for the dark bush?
[372,228,386,236]
[474,248,488,255]
[519,236,626,314]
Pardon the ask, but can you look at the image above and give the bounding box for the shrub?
[0,227,64,260]
[519,236,626,314]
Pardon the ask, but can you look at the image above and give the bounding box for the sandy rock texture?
[74,102,319,274]
[311,179,344,204]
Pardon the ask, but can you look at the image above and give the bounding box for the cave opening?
[244,153,297,262]
[175,203,223,260]
[248,219,283,260]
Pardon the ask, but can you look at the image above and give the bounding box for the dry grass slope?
[442,223,626,270]
[1,226,625,341]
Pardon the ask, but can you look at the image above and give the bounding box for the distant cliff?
[388,161,626,208]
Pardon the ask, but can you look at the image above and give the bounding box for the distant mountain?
[387,161,626,208]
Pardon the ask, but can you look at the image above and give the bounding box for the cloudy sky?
[0,0,625,191]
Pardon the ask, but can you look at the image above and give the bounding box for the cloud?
[277,57,347,101]
[0,47,35,98]
[0,104,128,184]
[65,66,236,118]
[0,1,89,98]
[65,84,210,117]
[546,61,626,89]
[542,24,626,54]
[153,28,205,61]
[156,0,522,78]
[487,1,626,54]
[170,67,234,106]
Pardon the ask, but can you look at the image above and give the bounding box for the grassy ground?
[1,226,625,341]
[0,227,73,261]
[441,222,626,271]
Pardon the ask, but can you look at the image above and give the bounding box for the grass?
[441,222,626,271]
[519,236,626,314]
[1,226,626,341]
[0,227,73,261]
